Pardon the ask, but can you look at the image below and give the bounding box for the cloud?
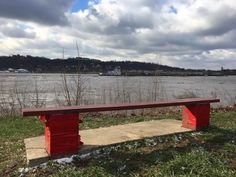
[0,0,236,69]
[165,49,236,69]
[169,6,178,14]
[0,0,74,26]
[1,25,35,39]
[195,5,236,36]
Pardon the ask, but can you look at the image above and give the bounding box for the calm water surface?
[0,73,235,107]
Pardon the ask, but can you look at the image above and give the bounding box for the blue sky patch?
[71,0,89,12]
[169,5,178,14]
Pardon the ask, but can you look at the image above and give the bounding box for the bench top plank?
[22,98,220,117]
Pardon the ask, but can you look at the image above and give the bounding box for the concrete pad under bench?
[24,119,192,167]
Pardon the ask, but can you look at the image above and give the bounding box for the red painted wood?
[22,98,220,117]
[39,114,83,157]
[182,104,210,130]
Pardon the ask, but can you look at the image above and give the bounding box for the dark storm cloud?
[0,0,74,26]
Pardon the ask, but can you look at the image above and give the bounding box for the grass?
[80,111,181,129]
[0,110,236,176]
[0,116,43,176]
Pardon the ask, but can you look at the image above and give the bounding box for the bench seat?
[22,97,220,158]
[22,98,219,116]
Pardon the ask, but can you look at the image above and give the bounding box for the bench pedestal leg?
[182,104,210,130]
[40,114,83,158]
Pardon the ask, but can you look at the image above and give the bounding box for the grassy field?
[0,110,236,177]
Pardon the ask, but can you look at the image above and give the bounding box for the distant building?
[99,66,121,76]
[8,68,14,72]
[15,69,29,73]
[107,67,121,76]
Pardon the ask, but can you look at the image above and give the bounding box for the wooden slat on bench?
[22,98,220,117]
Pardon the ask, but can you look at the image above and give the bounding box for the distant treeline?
[0,55,235,76]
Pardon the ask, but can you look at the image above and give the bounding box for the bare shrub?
[14,77,46,109]
[14,83,29,109]
[84,82,94,105]
[210,89,217,98]
[108,86,113,104]
[0,84,17,116]
[147,73,168,114]
[97,74,170,116]
[56,43,87,106]
[0,77,47,116]
[221,88,236,106]
[55,72,87,106]
[29,78,47,108]
[135,81,144,115]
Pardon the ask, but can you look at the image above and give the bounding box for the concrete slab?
[24,119,192,167]
[24,136,49,167]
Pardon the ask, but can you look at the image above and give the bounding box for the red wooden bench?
[22,97,220,158]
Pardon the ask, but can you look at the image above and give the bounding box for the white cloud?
[0,0,236,69]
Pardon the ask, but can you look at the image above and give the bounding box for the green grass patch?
[155,148,234,177]
[0,116,43,176]
[80,113,181,130]
[0,110,236,176]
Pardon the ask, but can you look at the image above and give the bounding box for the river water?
[0,73,235,107]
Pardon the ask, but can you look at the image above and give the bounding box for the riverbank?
[1,55,236,76]
[0,109,236,176]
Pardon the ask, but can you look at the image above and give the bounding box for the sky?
[0,0,236,69]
